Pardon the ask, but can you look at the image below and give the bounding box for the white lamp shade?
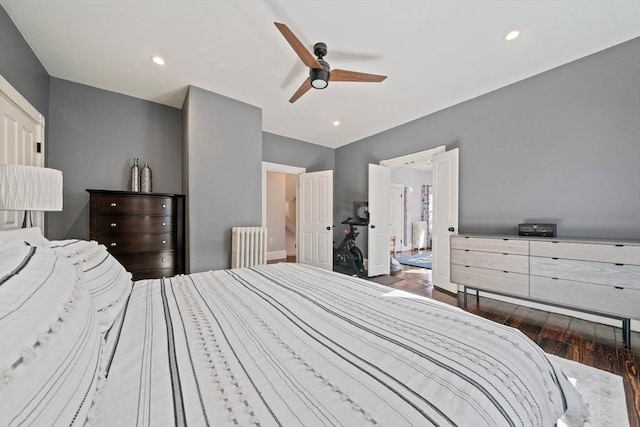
[0,164,63,211]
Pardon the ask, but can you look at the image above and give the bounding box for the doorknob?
[326,226,331,231]
[371,225,376,229]
[448,227,455,232]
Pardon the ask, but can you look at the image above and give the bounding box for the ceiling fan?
[274,22,387,103]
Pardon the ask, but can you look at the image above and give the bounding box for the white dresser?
[451,234,640,346]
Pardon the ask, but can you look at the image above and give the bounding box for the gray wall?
[183,85,262,272]
[47,78,182,239]
[0,5,49,129]
[263,131,335,172]
[335,38,640,256]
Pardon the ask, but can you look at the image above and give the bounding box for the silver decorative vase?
[130,158,140,192]
[141,162,152,193]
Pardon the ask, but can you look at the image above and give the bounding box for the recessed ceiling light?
[151,55,165,65]
[504,30,520,41]
[333,120,340,126]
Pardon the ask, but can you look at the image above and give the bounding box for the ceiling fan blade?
[289,77,312,103]
[274,22,322,70]
[330,69,387,83]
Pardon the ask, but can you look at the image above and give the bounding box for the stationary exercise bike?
[334,216,366,277]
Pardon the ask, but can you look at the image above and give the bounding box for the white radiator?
[231,227,268,268]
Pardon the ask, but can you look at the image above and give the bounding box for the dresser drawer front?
[451,264,529,297]
[530,276,640,320]
[96,216,174,234]
[113,251,175,272]
[131,268,177,281]
[99,233,175,253]
[530,257,640,290]
[451,236,529,255]
[451,249,529,274]
[95,194,175,215]
[530,241,640,265]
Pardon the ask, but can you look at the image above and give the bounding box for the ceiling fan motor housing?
[313,42,328,58]
[310,56,331,89]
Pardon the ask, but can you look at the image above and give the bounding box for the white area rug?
[548,354,629,427]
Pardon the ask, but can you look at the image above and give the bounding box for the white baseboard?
[267,250,287,261]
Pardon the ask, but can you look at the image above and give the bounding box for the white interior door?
[389,183,404,253]
[432,149,459,293]
[298,170,333,270]
[0,75,45,230]
[368,164,390,276]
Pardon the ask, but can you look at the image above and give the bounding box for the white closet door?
[298,170,333,270]
[0,76,45,230]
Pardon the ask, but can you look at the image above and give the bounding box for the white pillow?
[0,244,102,426]
[49,240,133,334]
[0,227,49,247]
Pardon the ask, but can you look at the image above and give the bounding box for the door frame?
[0,74,45,128]
[262,161,306,228]
[378,145,456,288]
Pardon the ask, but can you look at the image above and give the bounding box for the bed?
[0,228,589,426]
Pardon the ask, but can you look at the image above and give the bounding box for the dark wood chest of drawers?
[87,189,186,280]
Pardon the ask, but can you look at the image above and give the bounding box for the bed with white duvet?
[0,229,588,427]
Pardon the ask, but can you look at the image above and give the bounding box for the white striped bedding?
[97,263,588,427]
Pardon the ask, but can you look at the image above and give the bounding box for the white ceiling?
[3,1,639,148]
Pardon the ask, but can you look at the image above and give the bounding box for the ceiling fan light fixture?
[310,68,330,89]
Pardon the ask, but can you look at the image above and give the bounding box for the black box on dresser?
[87,189,186,280]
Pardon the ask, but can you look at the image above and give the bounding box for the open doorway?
[372,146,459,292]
[265,171,297,262]
[389,165,433,254]
[262,162,306,263]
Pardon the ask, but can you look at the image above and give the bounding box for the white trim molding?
[380,145,445,169]
[0,74,44,127]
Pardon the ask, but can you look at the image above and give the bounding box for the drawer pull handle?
[162,222,166,226]
[615,286,624,290]
[162,204,167,208]
[464,249,469,252]
[552,241,559,244]
[552,277,559,280]
[502,238,509,241]
[110,223,117,227]
[464,236,469,239]
[551,257,559,260]
[615,263,624,266]
[162,240,167,244]
[162,258,167,262]
[110,242,117,247]
[110,202,117,207]
[464,265,470,268]
[503,253,508,255]
[615,244,624,247]
[503,271,509,274]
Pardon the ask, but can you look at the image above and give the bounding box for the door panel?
[298,170,333,270]
[368,164,390,276]
[432,149,459,293]
[0,91,44,230]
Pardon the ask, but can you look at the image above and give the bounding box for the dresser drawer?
[530,276,640,320]
[131,268,177,281]
[99,233,175,253]
[95,194,175,215]
[451,264,529,297]
[451,236,529,255]
[530,257,640,290]
[451,249,529,274]
[530,241,640,265]
[96,215,174,234]
[113,251,175,272]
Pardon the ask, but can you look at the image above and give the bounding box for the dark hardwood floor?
[270,253,640,425]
